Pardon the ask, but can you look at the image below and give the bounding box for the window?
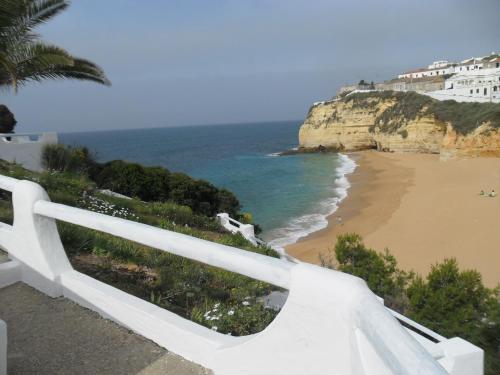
[496,62,499,68]
[476,89,479,93]
[494,86,498,92]
[484,88,487,95]
[470,89,473,94]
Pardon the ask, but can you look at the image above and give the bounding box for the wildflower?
[227,310,235,316]
[211,326,218,331]
[242,301,250,306]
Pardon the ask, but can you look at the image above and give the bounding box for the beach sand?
[286,151,500,287]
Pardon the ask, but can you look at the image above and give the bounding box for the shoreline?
[266,153,357,252]
[285,150,500,287]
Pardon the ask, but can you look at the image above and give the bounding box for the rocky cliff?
[299,92,500,158]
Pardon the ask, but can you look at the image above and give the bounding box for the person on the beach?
[479,190,485,196]
[489,189,496,197]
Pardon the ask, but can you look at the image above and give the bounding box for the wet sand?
[286,151,500,287]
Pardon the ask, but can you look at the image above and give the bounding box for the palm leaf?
[0,0,110,90]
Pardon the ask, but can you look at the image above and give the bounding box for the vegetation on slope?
[427,100,500,135]
[321,233,499,375]
[42,144,242,218]
[344,91,500,135]
[0,153,278,336]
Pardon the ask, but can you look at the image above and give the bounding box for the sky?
[3,0,500,133]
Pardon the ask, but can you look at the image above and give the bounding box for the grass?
[0,159,281,335]
[427,100,500,135]
[343,91,500,135]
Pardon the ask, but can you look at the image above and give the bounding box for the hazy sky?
[3,0,500,133]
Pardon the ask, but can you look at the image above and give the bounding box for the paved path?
[0,283,212,375]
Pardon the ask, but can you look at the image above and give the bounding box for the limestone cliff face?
[440,124,500,159]
[372,114,446,154]
[299,95,500,158]
[299,99,389,151]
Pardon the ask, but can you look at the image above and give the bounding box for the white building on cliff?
[394,53,500,103]
[428,65,500,103]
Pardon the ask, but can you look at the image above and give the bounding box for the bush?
[427,100,500,135]
[407,260,499,374]
[91,160,240,217]
[326,233,412,311]
[324,234,500,375]
[375,92,434,133]
[42,144,96,173]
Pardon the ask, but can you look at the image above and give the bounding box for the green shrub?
[328,233,412,311]
[375,92,434,133]
[325,234,500,375]
[42,144,96,173]
[91,160,240,216]
[399,129,409,139]
[58,222,95,256]
[427,100,500,135]
[0,190,13,225]
[191,299,277,335]
[407,259,499,375]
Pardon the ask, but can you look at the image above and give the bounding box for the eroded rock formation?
[298,93,500,159]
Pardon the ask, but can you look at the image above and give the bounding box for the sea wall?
[299,93,500,158]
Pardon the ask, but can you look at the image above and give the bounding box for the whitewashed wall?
[0,133,57,172]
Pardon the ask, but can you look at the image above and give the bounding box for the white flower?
[211,326,218,331]
[214,303,220,308]
[242,301,250,306]
[227,310,235,316]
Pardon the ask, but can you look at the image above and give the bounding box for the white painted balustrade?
[0,175,484,374]
[216,213,259,245]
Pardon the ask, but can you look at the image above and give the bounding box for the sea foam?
[266,153,357,255]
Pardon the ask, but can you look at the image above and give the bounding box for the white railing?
[216,213,260,246]
[0,175,484,375]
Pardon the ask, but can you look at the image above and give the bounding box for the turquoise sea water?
[60,121,356,249]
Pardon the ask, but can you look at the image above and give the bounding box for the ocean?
[60,121,356,250]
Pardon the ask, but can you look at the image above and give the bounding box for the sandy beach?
[286,151,500,287]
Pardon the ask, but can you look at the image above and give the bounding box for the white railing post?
[10,180,71,297]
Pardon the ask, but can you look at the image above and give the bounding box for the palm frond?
[25,0,69,28]
[0,0,110,90]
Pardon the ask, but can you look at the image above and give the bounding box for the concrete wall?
[0,133,57,172]
[376,78,445,93]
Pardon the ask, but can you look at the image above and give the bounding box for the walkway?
[0,282,211,375]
